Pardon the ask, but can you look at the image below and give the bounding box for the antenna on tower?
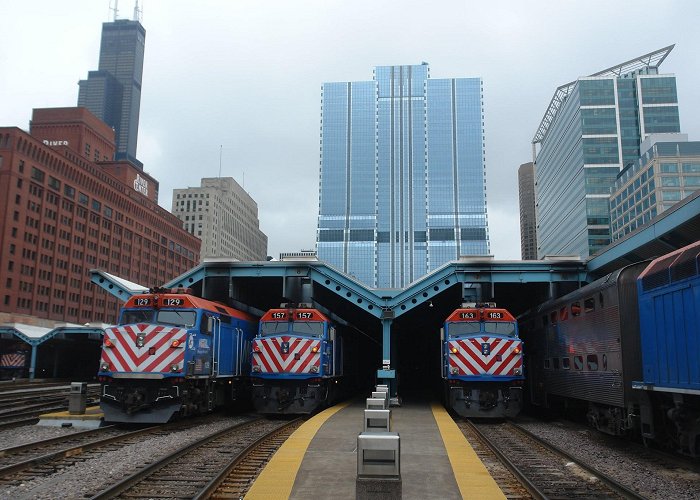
[133,0,143,22]
[218,145,223,178]
[109,0,119,21]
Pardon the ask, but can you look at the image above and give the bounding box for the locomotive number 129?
[163,298,184,307]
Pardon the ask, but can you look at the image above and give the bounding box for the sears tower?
[78,15,145,167]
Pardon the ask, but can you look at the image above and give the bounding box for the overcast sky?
[2,1,699,260]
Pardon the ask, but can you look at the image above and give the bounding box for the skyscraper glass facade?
[317,64,489,288]
[532,47,680,258]
[79,19,145,166]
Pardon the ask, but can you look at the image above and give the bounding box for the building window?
[661,177,680,187]
[660,162,678,173]
[31,166,45,182]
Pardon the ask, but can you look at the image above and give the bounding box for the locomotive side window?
[201,314,214,334]
[571,302,581,317]
[550,311,557,324]
[562,357,571,369]
[586,354,599,371]
[573,355,584,370]
[544,359,551,369]
[584,297,595,313]
[552,357,560,370]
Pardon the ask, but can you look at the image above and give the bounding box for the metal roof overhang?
[90,256,587,322]
[587,189,700,278]
[90,270,149,299]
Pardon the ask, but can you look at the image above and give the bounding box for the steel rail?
[509,421,647,500]
[193,417,303,499]
[0,425,161,478]
[89,417,265,499]
[464,419,546,499]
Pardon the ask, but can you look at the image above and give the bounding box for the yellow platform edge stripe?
[245,400,352,499]
[431,403,506,500]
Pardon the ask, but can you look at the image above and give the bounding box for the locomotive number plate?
[481,343,491,355]
[281,341,289,354]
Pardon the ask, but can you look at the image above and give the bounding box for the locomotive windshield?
[156,310,196,328]
[447,321,517,337]
[292,322,324,336]
[484,321,516,336]
[120,309,153,325]
[119,309,196,328]
[260,321,324,337]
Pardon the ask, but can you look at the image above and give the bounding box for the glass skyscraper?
[78,19,146,167]
[317,64,489,288]
[532,46,679,258]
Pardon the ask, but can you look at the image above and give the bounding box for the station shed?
[0,320,107,380]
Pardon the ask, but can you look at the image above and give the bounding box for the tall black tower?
[78,18,145,168]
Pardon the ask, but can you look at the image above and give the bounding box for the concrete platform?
[247,399,505,499]
[38,405,104,429]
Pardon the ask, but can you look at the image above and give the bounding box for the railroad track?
[0,384,101,427]
[459,419,646,499]
[0,425,121,472]
[0,425,164,484]
[196,418,303,499]
[89,417,303,499]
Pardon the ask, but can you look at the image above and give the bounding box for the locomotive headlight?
[253,345,261,353]
[310,366,319,373]
[104,338,114,348]
[170,363,180,372]
[450,367,459,374]
[450,347,458,354]
[171,339,182,348]
[311,346,319,353]
[100,362,110,371]
[514,368,522,376]
[252,365,261,372]
[513,346,522,354]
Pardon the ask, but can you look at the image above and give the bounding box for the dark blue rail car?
[634,240,700,456]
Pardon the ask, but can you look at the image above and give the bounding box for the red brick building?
[0,107,200,324]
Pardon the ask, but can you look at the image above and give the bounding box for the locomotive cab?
[442,303,524,418]
[98,290,256,423]
[251,304,341,414]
